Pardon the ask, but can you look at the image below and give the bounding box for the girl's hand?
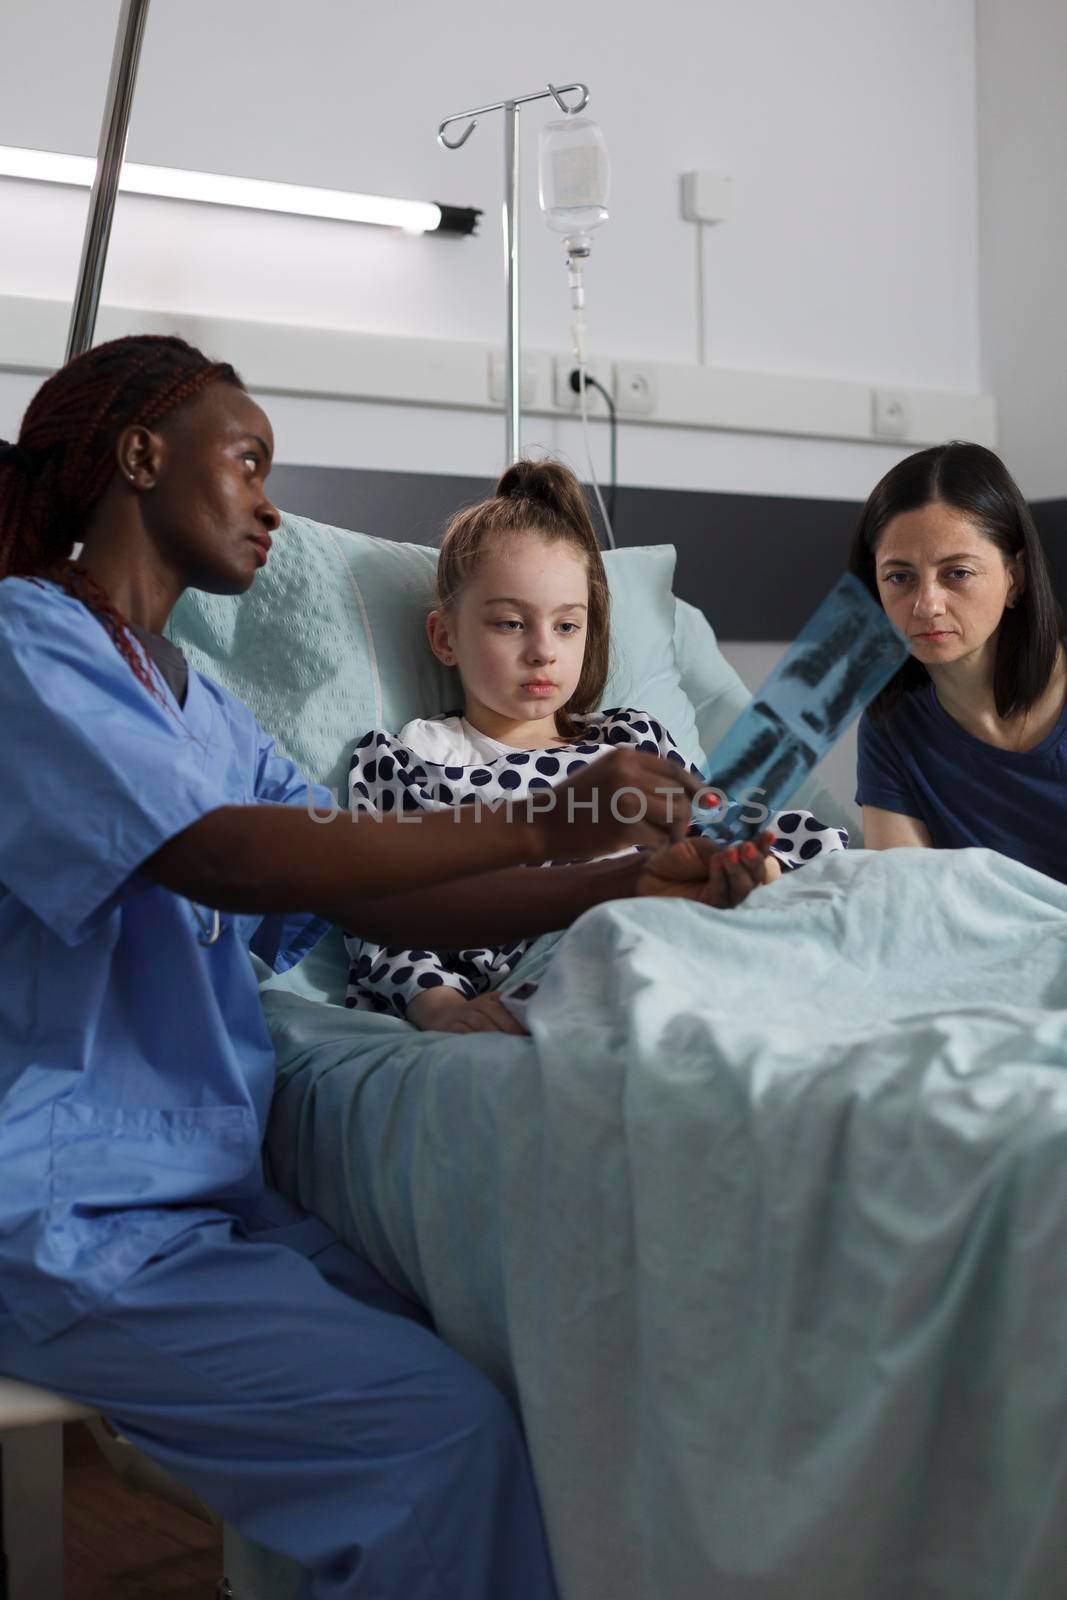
[536,750,703,858]
[636,831,778,909]
[407,987,529,1036]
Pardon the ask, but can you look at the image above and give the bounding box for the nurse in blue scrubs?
[0,334,764,1598]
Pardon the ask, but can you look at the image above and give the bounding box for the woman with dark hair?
[0,334,763,1596]
[849,440,1067,880]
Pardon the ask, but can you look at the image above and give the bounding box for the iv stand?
[438,81,588,463]
[66,0,152,361]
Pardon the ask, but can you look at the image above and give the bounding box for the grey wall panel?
[1033,501,1067,609]
[269,465,1067,642]
[270,465,495,553]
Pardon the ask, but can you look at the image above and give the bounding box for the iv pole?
[66,30,587,446]
[438,82,588,464]
[66,0,152,361]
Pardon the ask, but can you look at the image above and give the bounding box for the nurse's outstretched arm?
[344,831,774,948]
[149,749,706,910]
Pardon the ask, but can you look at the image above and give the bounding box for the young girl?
[850,440,1067,880]
[345,459,848,1034]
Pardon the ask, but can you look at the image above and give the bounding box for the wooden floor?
[64,1422,223,1599]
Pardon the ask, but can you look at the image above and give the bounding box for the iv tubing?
[568,248,614,548]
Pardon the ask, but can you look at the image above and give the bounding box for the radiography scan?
[693,573,909,840]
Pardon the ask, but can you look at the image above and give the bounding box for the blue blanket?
[260,848,1067,1599]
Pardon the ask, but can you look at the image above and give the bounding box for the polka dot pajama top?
[343,708,848,1017]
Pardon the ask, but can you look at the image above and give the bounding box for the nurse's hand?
[536,750,704,858]
[636,832,778,909]
[407,988,528,1036]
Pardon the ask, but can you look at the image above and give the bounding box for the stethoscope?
[191,904,222,946]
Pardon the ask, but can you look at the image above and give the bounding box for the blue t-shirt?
[856,679,1067,884]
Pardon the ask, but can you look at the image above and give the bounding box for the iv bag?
[538,117,610,236]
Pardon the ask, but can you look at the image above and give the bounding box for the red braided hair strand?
[0,334,242,694]
[62,564,162,700]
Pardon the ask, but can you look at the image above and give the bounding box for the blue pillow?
[170,513,703,793]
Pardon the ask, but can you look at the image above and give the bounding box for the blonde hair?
[436,459,610,738]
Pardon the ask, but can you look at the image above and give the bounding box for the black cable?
[569,369,618,532]
[586,376,617,531]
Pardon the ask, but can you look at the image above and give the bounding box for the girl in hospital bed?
[344,459,848,1034]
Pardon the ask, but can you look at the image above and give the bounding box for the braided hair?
[0,333,242,695]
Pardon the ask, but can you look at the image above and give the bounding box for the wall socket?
[488,350,540,407]
[871,388,911,439]
[614,361,657,414]
[552,356,614,410]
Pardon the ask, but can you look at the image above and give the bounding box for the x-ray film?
[693,572,910,840]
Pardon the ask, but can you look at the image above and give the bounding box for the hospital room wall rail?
[0,292,994,454]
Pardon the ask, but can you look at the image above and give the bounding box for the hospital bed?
[169,514,1067,1600]
[37,12,1066,1593]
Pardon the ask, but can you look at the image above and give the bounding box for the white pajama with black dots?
[343,708,848,1017]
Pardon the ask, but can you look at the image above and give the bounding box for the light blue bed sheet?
[258,847,1067,1599]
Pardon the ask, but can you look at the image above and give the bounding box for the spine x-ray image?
[693,573,909,841]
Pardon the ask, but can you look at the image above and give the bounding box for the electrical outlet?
[488,350,539,407]
[614,362,657,415]
[552,356,613,411]
[871,389,911,440]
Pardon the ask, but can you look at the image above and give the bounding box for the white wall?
[0,0,982,499]
[976,0,1067,501]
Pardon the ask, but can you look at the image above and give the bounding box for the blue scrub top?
[0,578,332,1341]
[856,679,1067,883]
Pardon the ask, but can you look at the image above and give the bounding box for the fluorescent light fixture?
[0,144,481,236]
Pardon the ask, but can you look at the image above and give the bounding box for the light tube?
[0,145,480,235]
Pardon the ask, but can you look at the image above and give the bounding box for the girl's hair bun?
[496,458,584,523]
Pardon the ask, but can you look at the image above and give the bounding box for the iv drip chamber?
[538,117,610,244]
